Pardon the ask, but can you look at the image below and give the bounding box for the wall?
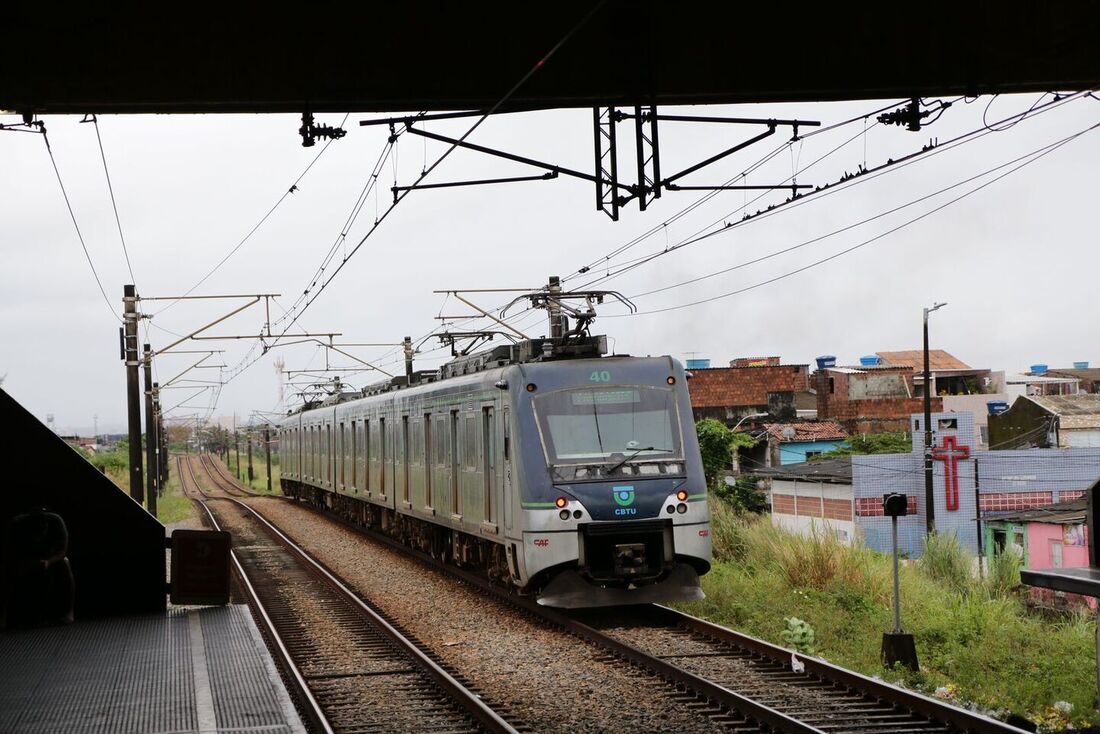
[769,479,855,544]
[941,393,1010,447]
[689,364,809,423]
[988,398,1053,449]
[1026,522,1089,570]
[817,369,941,433]
[775,440,846,465]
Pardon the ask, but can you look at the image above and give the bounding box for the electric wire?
[605,119,1099,317]
[40,130,121,322]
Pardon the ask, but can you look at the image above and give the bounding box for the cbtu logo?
[613,486,637,515]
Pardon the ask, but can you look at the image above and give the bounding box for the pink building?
[984,497,1092,607]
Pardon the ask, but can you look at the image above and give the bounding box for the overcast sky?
[2,92,1098,434]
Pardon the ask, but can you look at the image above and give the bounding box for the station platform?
[0,605,306,734]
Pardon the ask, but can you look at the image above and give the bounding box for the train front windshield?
[533,386,682,466]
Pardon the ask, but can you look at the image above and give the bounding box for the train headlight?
[559,509,571,521]
[526,383,538,392]
[667,376,676,385]
[676,503,688,514]
[554,496,567,508]
[676,489,688,501]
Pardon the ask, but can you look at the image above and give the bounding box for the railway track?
[177,455,520,734]
[282,487,1026,734]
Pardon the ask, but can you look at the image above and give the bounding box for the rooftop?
[1048,367,1100,382]
[757,457,853,484]
[763,421,848,443]
[985,496,1087,524]
[1023,394,1100,429]
[876,350,971,371]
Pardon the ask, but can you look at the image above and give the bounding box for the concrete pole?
[142,345,157,518]
[123,285,144,503]
[923,312,935,535]
[247,428,254,483]
[265,425,273,493]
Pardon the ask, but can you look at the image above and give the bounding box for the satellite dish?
[781,426,797,440]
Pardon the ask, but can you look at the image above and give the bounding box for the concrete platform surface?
[0,605,306,734]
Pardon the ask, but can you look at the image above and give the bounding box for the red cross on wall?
[932,435,970,511]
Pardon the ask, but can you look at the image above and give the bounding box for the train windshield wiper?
[606,446,669,475]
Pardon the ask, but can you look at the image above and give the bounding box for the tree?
[695,419,756,488]
[811,431,912,460]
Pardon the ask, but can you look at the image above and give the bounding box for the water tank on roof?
[859,355,881,366]
[1074,361,1089,369]
[815,355,836,369]
[685,359,711,370]
[1030,364,1048,375]
[987,400,1009,416]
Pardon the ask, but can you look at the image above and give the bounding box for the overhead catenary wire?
[604,119,1100,317]
[40,129,121,323]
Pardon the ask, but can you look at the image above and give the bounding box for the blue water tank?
[1030,364,1048,375]
[815,355,836,369]
[859,355,881,366]
[987,400,1009,416]
[1074,361,1089,369]
[685,359,711,370]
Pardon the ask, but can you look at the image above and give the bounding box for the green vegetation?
[695,418,756,487]
[686,499,1096,731]
[811,431,913,460]
[156,459,196,525]
[226,449,281,494]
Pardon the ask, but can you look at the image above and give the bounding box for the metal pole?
[923,309,935,535]
[235,431,241,480]
[123,285,144,503]
[247,429,254,483]
[265,426,273,493]
[142,345,158,517]
[548,276,563,339]
[403,336,414,381]
[974,457,984,579]
[892,515,902,633]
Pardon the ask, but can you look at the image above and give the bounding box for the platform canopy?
[5,2,1099,115]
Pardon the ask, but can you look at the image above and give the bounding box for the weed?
[919,532,972,593]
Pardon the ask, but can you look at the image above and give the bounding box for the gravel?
[242,497,731,733]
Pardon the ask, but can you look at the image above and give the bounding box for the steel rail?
[290,495,1028,734]
[176,457,333,734]
[181,456,517,733]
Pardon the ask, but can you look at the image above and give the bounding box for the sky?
[2,92,1098,435]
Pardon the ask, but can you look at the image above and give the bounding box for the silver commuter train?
[276,335,711,607]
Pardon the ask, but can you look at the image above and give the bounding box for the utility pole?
[547,275,564,339]
[235,430,241,480]
[247,427,254,483]
[123,285,144,503]
[922,302,947,536]
[142,345,158,518]
[403,336,415,381]
[264,425,273,493]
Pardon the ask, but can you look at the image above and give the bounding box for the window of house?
[1050,541,1063,568]
[804,450,822,459]
[979,426,989,445]
[937,418,957,431]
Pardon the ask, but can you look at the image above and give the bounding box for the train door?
[503,407,515,535]
[482,406,497,530]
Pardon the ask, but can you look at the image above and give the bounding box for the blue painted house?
[764,421,848,466]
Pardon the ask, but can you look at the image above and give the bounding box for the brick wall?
[979,491,1054,512]
[731,356,781,367]
[856,496,918,517]
[816,369,941,433]
[688,365,809,412]
[772,494,853,521]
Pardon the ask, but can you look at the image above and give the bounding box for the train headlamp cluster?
[526,383,538,392]
[666,376,676,385]
[666,502,688,514]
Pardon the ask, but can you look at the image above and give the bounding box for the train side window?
[365,418,372,493]
[503,409,510,461]
[402,416,410,502]
[424,414,433,508]
[450,410,460,515]
[483,407,494,522]
[464,414,477,470]
[350,421,357,492]
[339,422,345,489]
[379,417,386,495]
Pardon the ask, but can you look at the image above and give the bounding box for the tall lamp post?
[731,412,768,473]
[923,302,947,535]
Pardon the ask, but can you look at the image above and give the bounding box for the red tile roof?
[875,350,970,370]
[763,421,848,442]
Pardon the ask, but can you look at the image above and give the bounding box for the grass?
[684,498,1097,731]
[225,450,281,495]
[156,458,196,525]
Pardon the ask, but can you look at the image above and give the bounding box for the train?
[276,330,711,608]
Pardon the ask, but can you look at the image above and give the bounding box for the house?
[1004,372,1080,399]
[983,496,1092,607]
[1045,365,1099,394]
[761,421,848,466]
[815,364,939,433]
[687,358,811,426]
[875,349,995,397]
[760,410,1100,558]
[988,394,1100,449]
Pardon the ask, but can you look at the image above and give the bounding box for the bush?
[919,532,972,593]
[986,548,1022,598]
[713,474,768,514]
[695,419,755,488]
[708,494,749,562]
